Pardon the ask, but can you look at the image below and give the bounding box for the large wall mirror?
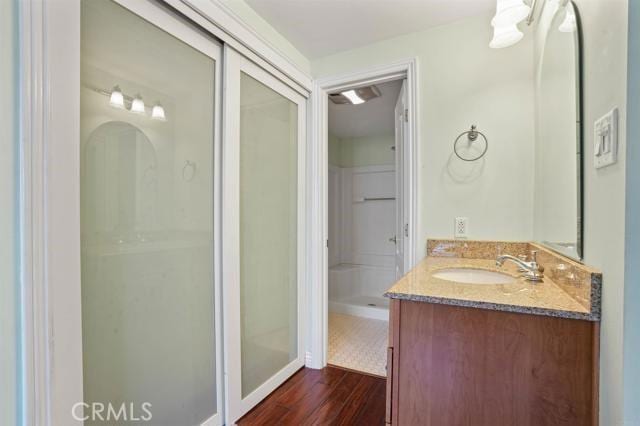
[533,0,583,260]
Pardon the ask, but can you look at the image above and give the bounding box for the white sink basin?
[432,268,515,284]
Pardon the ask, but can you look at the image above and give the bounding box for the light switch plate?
[455,217,468,239]
[594,107,618,169]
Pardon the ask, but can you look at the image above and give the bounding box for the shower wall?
[328,132,396,317]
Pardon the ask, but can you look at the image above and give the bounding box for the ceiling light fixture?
[109,86,125,109]
[489,24,524,48]
[491,0,531,27]
[341,90,365,105]
[151,103,167,121]
[130,94,145,114]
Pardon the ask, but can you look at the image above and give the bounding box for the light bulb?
[151,103,166,121]
[130,94,145,114]
[489,24,524,48]
[109,86,125,109]
[491,0,531,27]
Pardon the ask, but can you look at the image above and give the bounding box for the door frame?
[307,58,420,369]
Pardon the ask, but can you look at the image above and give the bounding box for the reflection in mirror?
[533,0,582,260]
[80,0,217,424]
[83,121,158,242]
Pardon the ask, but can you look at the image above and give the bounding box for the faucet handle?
[530,250,545,273]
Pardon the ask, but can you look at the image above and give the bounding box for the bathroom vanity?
[384,240,601,426]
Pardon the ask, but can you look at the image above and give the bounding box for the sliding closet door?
[224,47,306,423]
[80,1,223,425]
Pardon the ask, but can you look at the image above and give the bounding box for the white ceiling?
[328,79,402,139]
[244,0,496,59]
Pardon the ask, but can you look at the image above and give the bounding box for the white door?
[394,80,408,279]
[223,46,306,424]
[79,1,224,424]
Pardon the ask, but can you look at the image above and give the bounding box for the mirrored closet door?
[80,0,223,424]
[76,1,307,425]
[223,47,307,423]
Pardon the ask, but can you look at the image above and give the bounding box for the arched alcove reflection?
[82,121,158,243]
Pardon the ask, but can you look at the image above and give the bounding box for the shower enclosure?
[327,165,395,320]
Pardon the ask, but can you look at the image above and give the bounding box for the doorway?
[307,60,418,373]
[326,79,406,376]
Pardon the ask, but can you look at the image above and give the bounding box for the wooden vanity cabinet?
[385,299,599,426]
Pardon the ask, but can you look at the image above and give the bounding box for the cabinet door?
[386,299,401,424]
[223,46,307,424]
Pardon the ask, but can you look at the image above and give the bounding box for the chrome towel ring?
[454,125,488,161]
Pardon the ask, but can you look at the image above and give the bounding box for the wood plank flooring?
[237,366,387,425]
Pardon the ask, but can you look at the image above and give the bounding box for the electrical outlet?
[455,217,469,239]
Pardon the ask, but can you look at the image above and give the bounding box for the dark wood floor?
[237,366,387,425]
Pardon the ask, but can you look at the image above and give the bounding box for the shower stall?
[327,163,396,320]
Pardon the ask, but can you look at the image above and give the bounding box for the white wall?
[217,0,311,75]
[624,2,640,425]
[0,0,18,424]
[572,1,628,425]
[314,13,536,257]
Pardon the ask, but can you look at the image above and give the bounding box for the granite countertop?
[384,256,599,321]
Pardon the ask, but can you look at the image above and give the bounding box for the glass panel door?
[80,1,222,424]
[0,1,19,424]
[223,48,306,423]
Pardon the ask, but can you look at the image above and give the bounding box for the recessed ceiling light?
[341,90,365,105]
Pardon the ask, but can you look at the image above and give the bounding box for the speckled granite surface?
[385,240,602,321]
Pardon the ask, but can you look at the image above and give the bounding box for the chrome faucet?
[496,250,544,281]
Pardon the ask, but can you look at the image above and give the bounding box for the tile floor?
[327,312,388,377]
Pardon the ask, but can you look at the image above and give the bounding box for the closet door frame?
[24,0,225,424]
[222,45,307,424]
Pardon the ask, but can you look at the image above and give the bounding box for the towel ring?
[182,160,196,182]
[454,125,488,162]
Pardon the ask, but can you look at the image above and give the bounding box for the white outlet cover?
[455,217,468,239]
[594,107,618,169]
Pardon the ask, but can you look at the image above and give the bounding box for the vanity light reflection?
[130,94,146,114]
[489,24,524,49]
[105,85,167,121]
[109,85,125,109]
[151,103,166,121]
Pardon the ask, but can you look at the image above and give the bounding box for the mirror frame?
[537,0,584,261]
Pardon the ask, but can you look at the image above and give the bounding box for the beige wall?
[314,13,536,253]
[573,1,628,425]
[218,0,311,75]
